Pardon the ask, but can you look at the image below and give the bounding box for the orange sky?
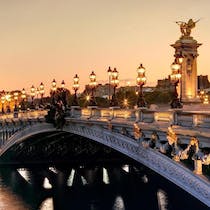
[0,0,210,95]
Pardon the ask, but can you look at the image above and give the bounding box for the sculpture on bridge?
[141,131,158,148]
[190,137,210,165]
[166,125,191,161]
[176,18,200,37]
[141,131,172,155]
[54,100,66,129]
[45,99,66,129]
[133,123,144,141]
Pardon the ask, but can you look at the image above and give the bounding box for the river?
[0,163,208,210]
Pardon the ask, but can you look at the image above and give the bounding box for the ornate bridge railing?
[70,107,210,127]
[0,110,47,146]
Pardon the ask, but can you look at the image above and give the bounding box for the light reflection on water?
[157,189,168,210]
[0,184,29,210]
[113,196,125,210]
[103,167,110,184]
[17,168,31,184]
[67,168,75,187]
[40,198,53,210]
[43,177,52,189]
[0,165,209,210]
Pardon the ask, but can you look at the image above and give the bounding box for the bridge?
[0,107,209,207]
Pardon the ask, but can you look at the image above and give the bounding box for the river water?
[0,163,208,210]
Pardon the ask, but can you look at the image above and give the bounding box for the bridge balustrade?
[0,110,47,121]
[174,111,210,129]
[0,113,46,146]
[154,111,173,123]
[111,108,136,121]
[140,110,155,123]
[193,113,210,128]
[175,112,194,127]
[2,108,210,131]
[69,107,81,118]
[81,108,92,119]
[68,107,210,130]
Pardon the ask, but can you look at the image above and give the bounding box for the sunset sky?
[1,0,210,95]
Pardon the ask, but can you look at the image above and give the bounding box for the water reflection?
[113,196,125,210]
[43,178,52,189]
[0,164,209,210]
[157,189,168,210]
[0,180,30,210]
[40,198,53,210]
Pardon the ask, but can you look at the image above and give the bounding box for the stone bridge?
[0,107,210,207]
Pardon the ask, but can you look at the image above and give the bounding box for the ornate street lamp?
[175,54,184,102]
[88,71,97,106]
[30,85,36,109]
[199,90,205,103]
[61,80,67,107]
[13,92,19,111]
[21,88,26,111]
[136,63,147,108]
[176,53,184,64]
[1,91,5,114]
[107,66,112,103]
[5,92,11,113]
[170,60,183,108]
[72,74,79,106]
[123,98,128,109]
[110,68,119,107]
[39,82,45,107]
[51,79,57,105]
[61,80,65,89]
[36,88,39,98]
[203,94,209,104]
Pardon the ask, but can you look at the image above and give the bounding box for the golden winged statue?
[176,19,200,37]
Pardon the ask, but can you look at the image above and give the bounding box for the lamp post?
[136,63,147,108]
[175,54,184,102]
[199,90,205,103]
[107,66,112,104]
[170,60,183,109]
[110,68,119,107]
[36,88,39,99]
[123,98,128,109]
[88,71,97,106]
[30,85,36,109]
[61,80,67,107]
[72,74,79,106]
[203,94,209,104]
[13,92,19,111]
[1,91,5,114]
[21,88,26,111]
[51,79,57,105]
[39,82,45,107]
[5,92,11,113]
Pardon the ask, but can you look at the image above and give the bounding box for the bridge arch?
[0,122,209,207]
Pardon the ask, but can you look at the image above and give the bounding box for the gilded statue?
[176,19,200,37]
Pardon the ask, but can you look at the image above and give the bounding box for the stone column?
[171,37,201,103]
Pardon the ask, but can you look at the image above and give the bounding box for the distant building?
[197,75,210,90]
[156,76,173,91]
[118,85,136,93]
[83,83,155,98]
[156,75,210,93]
[84,83,114,98]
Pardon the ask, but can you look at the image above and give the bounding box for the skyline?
[1,0,210,94]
